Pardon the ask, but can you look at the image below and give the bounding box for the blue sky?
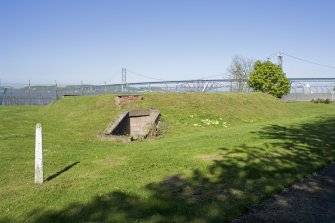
[1,0,335,85]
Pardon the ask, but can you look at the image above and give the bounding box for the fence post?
[10,88,13,105]
[81,80,84,96]
[55,80,58,100]
[35,123,43,184]
[29,80,32,106]
[104,82,107,94]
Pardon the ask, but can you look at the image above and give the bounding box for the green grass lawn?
[1,93,335,222]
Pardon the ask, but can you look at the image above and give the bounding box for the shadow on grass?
[232,162,335,223]
[14,117,335,222]
[45,161,80,182]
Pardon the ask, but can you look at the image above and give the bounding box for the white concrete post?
[35,123,43,184]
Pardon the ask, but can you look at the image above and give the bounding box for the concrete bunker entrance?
[102,109,161,142]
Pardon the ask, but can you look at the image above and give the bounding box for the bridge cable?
[282,52,335,70]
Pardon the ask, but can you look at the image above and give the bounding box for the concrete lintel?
[129,109,151,117]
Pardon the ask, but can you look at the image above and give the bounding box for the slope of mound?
[39,93,295,138]
[126,92,294,122]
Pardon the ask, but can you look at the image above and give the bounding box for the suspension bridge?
[1,52,334,105]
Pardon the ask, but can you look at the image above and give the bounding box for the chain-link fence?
[282,85,335,101]
[282,93,334,101]
[1,80,334,105]
[0,86,112,106]
[0,81,246,106]
[1,84,179,106]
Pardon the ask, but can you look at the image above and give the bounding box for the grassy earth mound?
[1,93,334,223]
[40,92,295,136]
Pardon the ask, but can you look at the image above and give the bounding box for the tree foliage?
[228,56,254,92]
[248,60,290,98]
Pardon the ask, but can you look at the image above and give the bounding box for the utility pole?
[278,52,283,70]
[122,68,127,93]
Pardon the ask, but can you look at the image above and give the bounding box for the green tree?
[248,60,290,98]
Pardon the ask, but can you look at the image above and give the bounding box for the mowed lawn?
[1,93,335,223]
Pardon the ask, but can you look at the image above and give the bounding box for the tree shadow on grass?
[232,162,335,223]
[13,117,335,222]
